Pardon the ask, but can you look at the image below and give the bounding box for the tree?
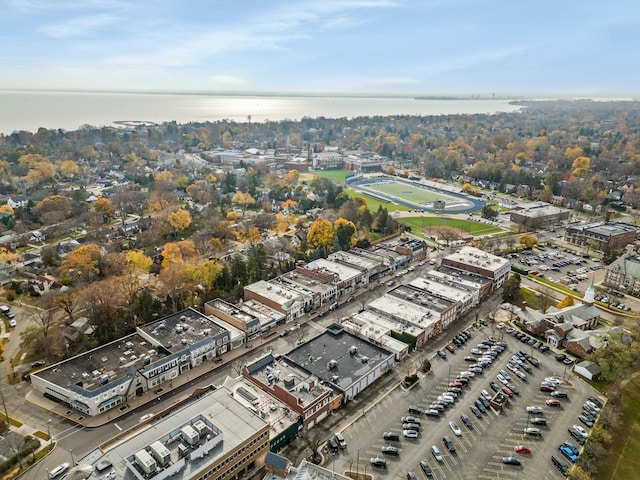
[246,226,262,246]
[127,250,153,273]
[301,432,323,464]
[59,159,79,177]
[161,240,197,268]
[440,227,460,246]
[334,218,357,251]
[32,294,59,338]
[167,208,192,236]
[572,156,591,178]
[53,289,79,324]
[0,205,14,217]
[558,295,575,308]
[481,204,498,219]
[93,197,115,220]
[519,233,538,248]
[462,182,473,192]
[60,244,102,281]
[584,239,599,255]
[307,218,334,255]
[502,274,521,303]
[33,195,73,222]
[231,191,256,217]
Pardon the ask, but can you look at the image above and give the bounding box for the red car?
[502,386,514,397]
[449,381,463,388]
[514,445,531,454]
[546,399,562,407]
[540,384,556,392]
[445,343,455,353]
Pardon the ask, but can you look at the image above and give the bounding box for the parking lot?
[331,325,604,479]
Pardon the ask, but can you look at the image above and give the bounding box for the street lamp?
[47,419,51,441]
[70,449,75,466]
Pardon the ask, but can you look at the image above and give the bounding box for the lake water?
[0,90,525,135]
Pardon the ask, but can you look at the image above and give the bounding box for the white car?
[497,374,509,385]
[572,424,588,437]
[139,413,155,423]
[49,463,69,479]
[335,432,347,448]
[9,319,16,328]
[496,322,505,329]
[526,406,542,414]
[403,429,419,438]
[449,421,462,436]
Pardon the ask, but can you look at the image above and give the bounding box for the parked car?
[381,446,399,456]
[514,445,531,454]
[431,445,444,462]
[408,406,424,415]
[449,421,462,437]
[546,399,562,408]
[523,427,541,437]
[551,391,569,399]
[460,414,473,428]
[328,438,339,452]
[552,455,570,476]
[502,457,521,465]
[403,429,419,439]
[526,406,542,414]
[530,417,548,426]
[437,349,447,359]
[578,414,594,427]
[335,432,347,449]
[442,435,456,453]
[383,432,400,441]
[370,457,387,468]
[419,460,433,477]
[540,384,556,392]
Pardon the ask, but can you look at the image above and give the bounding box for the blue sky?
[1,0,639,94]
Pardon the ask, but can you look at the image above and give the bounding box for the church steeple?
[583,277,595,306]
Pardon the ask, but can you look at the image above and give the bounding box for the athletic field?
[360,179,454,205]
[402,216,502,236]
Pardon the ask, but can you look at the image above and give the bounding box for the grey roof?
[607,252,640,278]
[285,324,393,392]
[266,452,289,471]
[575,361,602,375]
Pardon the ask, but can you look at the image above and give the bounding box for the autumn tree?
[572,156,591,178]
[53,289,79,324]
[126,250,153,273]
[0,205,14,217]
[558,295,575,308]
[59,159,79,177]
[334,218,357,251]
[246,226,262,246]
[60,243,103,282]
[519,233,538,248]
[307,218,334,255]
[26,160,56,186]
[161,240,197,268]
[231,191,256,217]
[33,195,73,222]
[167,208,192,237]
[93,197,115,220]
[0,247,21,267]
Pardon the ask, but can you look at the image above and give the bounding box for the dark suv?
[442,435,456,453]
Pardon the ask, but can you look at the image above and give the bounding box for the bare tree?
[32,294,60,337]
[538,286,553,314]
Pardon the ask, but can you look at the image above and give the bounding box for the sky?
[1,0,639,95]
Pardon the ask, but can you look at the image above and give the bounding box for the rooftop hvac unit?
[134,449,157,475]
[328,359,338,369]
[349,346,358,355]
[149,441,170,467]
[193,420,208,436]
[125,341,134,349]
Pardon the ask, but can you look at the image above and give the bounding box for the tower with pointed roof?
[583,277,595,306]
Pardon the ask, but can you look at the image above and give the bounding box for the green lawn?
[362,181,454,204]
[400,216,502,235]
[310,169,352,183]
[597,376,640,479]
[345,188,411,212]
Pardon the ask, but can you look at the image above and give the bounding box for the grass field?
[310,169,352,183]
[400,216,502,235]
[361,180,454,204]
[345,188,411,212]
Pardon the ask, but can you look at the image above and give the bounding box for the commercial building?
[285,323,395,402]
[243,353,337,429]
[510,204,571,229]
[78,386,270,480]
[243,280,310,322]
[441,246,511,290]
[565,221,638,251]
[299,258,366,299]
[340,310,416,358]
[31,309,230,417]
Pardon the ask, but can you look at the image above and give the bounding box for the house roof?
[575,361,602,375]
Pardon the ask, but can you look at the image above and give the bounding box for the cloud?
[38,13,120,38]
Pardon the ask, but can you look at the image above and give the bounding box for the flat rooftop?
[515,204,567,217]
[80,386,269,480]
[206,299,260,330]
[573,221,637,236]
[368,294,440,329]
[240,300,286,324]
[438,266,493,287]
[303,258,362,282]
[219,376,298,438]
[34,333,168,393]
[286,325,393,391]
[444,246,510,272]
[278,272,335,297]
[409,276,473,304]
[246,353,330,405]
[329,251,381,271]
[388,284,454,313]
[244,280,308,308]
[139,308,228,352]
